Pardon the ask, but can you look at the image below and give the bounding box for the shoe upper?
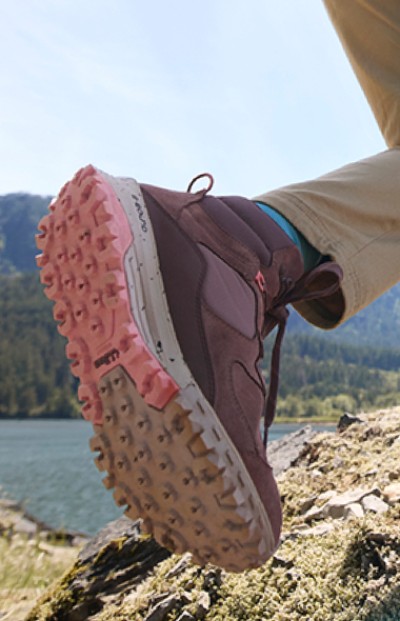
[140,179,342,542]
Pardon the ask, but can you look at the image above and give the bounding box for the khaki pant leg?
[256,0,400,328]
[256,149,400,327]
[324,0,400,148]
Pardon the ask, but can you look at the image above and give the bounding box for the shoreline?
[0,496,91,542]
[0,415,337,425]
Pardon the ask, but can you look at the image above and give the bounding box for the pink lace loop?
[187,173,214,195]
[255,270,266,293]
[261,263,343,447]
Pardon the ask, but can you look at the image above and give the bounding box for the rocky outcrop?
[26,409,400,621]
[267,424,317,476]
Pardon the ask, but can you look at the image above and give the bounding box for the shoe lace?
[186,174,343,448]
[257,264,343,447]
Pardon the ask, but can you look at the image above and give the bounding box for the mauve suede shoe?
[36,166,342,571]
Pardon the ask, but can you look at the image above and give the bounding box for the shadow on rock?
[362,585,400,621]
[340,529,400,619]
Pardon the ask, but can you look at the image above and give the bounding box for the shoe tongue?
[201,195,273,267]
[297,262,343,295]
[271,261,343,311]
[218,196,305,287]
[220,196,300,255]
[292,262,344,327]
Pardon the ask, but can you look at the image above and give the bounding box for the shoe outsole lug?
[36,165,276,572]
[156,453,175,474]
[113,486,129,508]
[87,364,272,570]
[193,521,210,538]
[102,474,115,490]
[36,165,179,424]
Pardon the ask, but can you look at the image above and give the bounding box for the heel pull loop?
[187,173,214,196]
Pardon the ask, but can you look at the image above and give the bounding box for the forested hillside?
[288,283,400,349]
[0,274,78,417]
[265,334,400,420]
[0,192,400,420]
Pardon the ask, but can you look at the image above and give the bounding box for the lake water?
[0,420,334,535]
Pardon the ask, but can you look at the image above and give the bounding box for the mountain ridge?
[0,193,51,274]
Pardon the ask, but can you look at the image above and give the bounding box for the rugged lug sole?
[94,365,265,570]
[36,165,275,571]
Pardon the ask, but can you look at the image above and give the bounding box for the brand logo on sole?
[95,348,120,369]
[133,197,148,233]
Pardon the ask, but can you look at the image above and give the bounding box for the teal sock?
[256,202,322,271]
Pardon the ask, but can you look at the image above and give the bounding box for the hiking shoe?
[36,165,342,571]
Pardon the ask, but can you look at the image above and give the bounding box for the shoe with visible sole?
[36,165,342,571]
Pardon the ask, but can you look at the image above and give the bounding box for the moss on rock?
[27,408,400,620]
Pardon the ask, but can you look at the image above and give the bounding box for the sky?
[0,0,385,198]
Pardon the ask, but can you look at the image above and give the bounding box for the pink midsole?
[36,165,179,424]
